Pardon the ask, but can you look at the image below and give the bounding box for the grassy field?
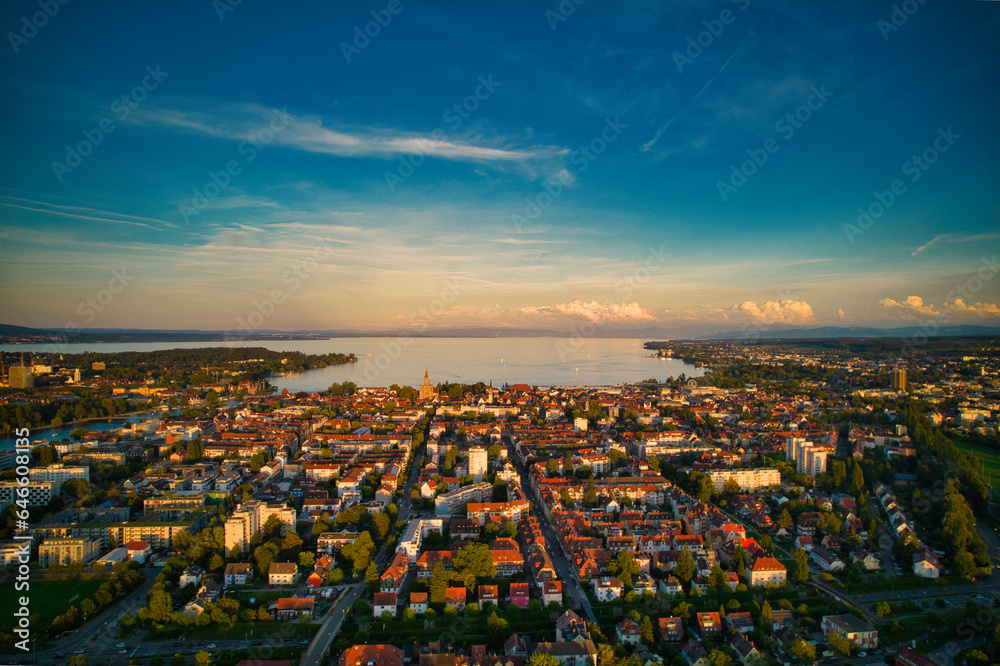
[953,440,1000,485]
[0,578,106,631]
[146,620,318,642]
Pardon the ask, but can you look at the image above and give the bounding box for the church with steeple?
[418,369,437,401]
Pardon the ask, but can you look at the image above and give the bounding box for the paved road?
[508,436,597,623]
[301,423,426,666]
[9,569,159,665]
[298,583,365,666]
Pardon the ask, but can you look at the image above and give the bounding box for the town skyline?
[2,2,999,337]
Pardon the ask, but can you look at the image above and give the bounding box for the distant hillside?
[701,324,1000,340]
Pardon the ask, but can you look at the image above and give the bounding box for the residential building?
[658,617,683,643]
[267,562,298,586]
[822,614,879,649]
[617,619,641,646]
[339,644,404,666]
[409,592,428,615]
[28,464,89,493]
[468,447,488,481]
[38,537,100,567]
[434,482,493,516]
[532,640,599,666]
[445,587,466,609]
[125,540,150,563]
[913,550,941,578]
[396,518,444,562]
[478,584,499,609]
[373,592,397,618]
[275,597,314,619]
[224,500,296,557]
[225,562,253,586]
[706,468,780,492]
[747,556,786,587]
[593,577,623,602]
[542,580,562,607]
[696,612,722,638]
[0,480,53,507]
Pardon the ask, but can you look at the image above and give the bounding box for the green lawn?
[953,440,1000,483]
[145,620,319,642]
[0,578,106,631]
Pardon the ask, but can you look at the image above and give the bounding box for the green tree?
[674,550,696,583]
[607,550,640,587]
[487,610,511,645]
[793,548,809,583]
[789,639,816,664]
[365,561,379,588]
[708,649,732,666]
[453,542,497,579]
[722,478,741,495]
[148,587,172,623]
[760,600,773,631]
[253,542,279,577]
[873,601,892,618]
[528,653,561,666]
[778,509,793,529]
[299,552,315,569]
[640,615,654,644]
[195,651,211,665]
[430,561,448,604]
[827,632,853,656]
[584,480,598,505]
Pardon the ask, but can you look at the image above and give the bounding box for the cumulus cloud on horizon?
[879,295,1000,319]
[733,298,814,324]
[879,295,940,317]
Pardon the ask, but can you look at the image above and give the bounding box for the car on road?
[55,654,65,659]
[859,651,867,657]
[74,648,86,654]
[117,642,127,648]
[207,643,216,649]
[172,642,182,647]
[119,649,129,654]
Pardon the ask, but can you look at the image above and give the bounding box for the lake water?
[1,338,700,394]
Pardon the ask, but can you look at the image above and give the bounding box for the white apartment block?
[786,438,829,476]
[396,517,445,562]
[224,500,296,557]
[707,468,781,492]
[467,447,488,482]
[28,464,90,493]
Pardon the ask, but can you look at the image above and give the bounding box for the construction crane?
[201,366,227,381]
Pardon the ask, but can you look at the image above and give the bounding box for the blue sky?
[1,0,998,336]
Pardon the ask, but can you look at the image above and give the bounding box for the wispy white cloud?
[133,103,568,165]
[911,234,949,256]
[0,195,179,230]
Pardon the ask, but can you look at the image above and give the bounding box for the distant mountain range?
[702,324,1000,340]
[2,322,999,344]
